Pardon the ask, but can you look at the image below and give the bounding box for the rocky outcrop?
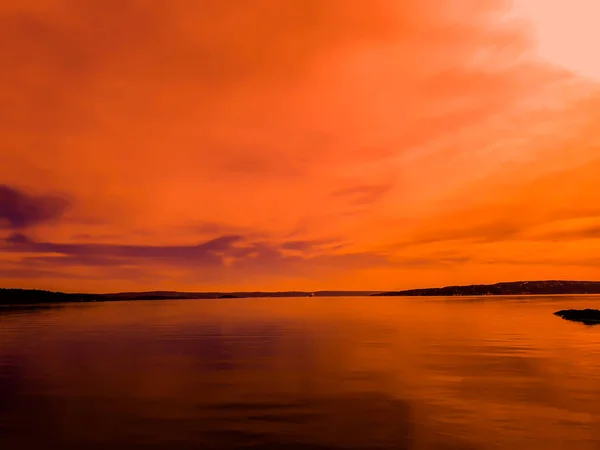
[554,309,600,325]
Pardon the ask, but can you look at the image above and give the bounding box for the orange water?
[1,296,600,449]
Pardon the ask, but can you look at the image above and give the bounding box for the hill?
[372,280,600,296]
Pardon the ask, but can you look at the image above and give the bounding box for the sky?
[2,0,600,293]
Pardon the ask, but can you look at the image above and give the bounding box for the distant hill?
[372,280,600,297]
[0,289,102,305]
[0,288,377,305]
[3,281,599,306]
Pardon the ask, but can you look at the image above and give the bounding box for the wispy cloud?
[332,182,394,206]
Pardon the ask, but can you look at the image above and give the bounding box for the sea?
[1,295,600,449]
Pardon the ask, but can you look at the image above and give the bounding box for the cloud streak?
[2,232,390,284]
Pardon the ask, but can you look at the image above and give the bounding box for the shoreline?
[3,281,600,306]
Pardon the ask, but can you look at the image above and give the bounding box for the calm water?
[1,296,600,449]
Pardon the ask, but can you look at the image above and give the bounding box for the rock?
[554,309,600,325]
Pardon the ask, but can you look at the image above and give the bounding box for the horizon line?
[3,279,600,296]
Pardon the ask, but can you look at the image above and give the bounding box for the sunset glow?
[2,0,600,292]
[513,0,600,80]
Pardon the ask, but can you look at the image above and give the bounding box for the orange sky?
[2,0,600,293]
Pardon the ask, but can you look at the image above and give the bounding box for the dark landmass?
[3,281,600,306]
[373,280,600,297]
[0,288,377,306]
[0,289,101,305]
[554,309,600,325]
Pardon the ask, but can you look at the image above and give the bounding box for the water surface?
[1,295,600,449]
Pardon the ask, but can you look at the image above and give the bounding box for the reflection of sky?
[2,298,600,449]
[0,320,417,449]
[0,353,26,408]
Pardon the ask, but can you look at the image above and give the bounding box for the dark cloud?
[0,267,90,280]
[280,240,314,251]
[5,233,31,245]
[280,239,341,251]
[4,233,242,265]
[0,185,69,229]
[3,233,389,276]
[24,254,135,268]
[183,221,266,240]
[189,221,244,234]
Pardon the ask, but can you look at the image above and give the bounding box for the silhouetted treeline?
[0,289,214,305]
[0,288,101,305]
[0,288,379,305]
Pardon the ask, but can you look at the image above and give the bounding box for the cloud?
[0,185,69,229]
[332,182,394,206]
[279,238,345,252]
[2,0,600,291]
[4,233,242,264]
[0,267,91,280]
[2,233,389,276]
[520,218,600,242]
[398,220,523,247]
[0,0,399,137]
[382,154,600,252]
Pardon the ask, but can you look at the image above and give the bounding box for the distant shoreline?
[372,280,600,297]
[0,288,378,306]
[2,281,600,306]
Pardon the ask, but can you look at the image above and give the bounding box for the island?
[372,280,600,297]
[554,309,600,325]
